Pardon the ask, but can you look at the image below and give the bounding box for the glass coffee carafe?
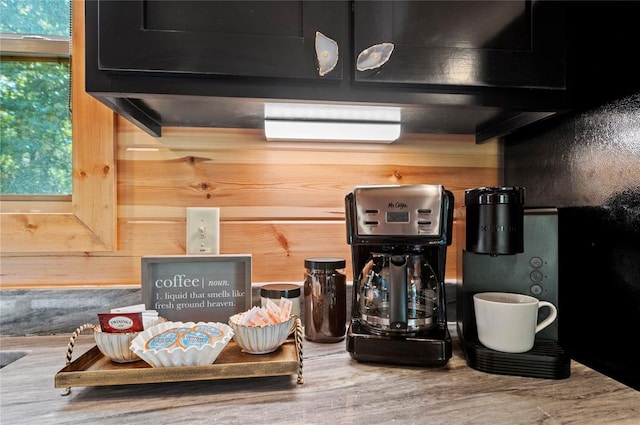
[357,251,439,334]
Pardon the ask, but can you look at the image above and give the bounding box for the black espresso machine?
[345,184,454,366]
[456,186,571,379]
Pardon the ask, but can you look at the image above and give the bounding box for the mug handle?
[535,301,558,333]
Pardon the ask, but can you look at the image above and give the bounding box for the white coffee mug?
[473,292,558,353]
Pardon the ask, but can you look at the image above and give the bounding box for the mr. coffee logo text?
[387,201,408,209]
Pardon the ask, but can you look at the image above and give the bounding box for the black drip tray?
[461,336,571,380]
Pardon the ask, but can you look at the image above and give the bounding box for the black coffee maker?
[345,184,454,366]
[456,186,571,379]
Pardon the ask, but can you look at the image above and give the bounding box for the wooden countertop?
[1,328,638,425]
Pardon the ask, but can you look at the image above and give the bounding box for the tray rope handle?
[60,317,166,395]
[61,323,98,396]
[292,315,303,384]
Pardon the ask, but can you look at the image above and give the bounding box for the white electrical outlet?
[186,207,220,255]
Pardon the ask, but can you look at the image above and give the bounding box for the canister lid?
[464,186,525,205]
[304,257,346,270]
[260,283,301,299]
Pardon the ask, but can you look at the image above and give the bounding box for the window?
[1,0,116,254]
[0,0,72,195]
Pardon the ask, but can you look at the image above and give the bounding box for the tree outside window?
[0,0,72,195]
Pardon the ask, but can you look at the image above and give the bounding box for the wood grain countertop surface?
[1,326,638,425]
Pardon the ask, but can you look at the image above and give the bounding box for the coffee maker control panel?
[353,185,444,237]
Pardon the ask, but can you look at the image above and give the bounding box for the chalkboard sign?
[141,255,252,323]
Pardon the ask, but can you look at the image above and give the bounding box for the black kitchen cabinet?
[354,1,565,91]
[97,0,346,80]
[85,0,569,142]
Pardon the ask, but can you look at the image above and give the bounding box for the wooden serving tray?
[55,322,303,395]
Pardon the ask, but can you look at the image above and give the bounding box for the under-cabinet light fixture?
[264,103,401,143]
[125,147,160,152]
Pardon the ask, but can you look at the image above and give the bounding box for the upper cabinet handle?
[315,31,339,77]
[357,42,394,71]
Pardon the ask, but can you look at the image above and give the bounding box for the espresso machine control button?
[530,257,543,268]
[530,270,544,283]
[530,284,543,296]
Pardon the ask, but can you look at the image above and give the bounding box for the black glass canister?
[465,186,525,255]
[304,257,347,342]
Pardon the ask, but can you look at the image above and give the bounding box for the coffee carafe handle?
[389,255,408,329]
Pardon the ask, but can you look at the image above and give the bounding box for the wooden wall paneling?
[117,123,500,215]
[119,163,498,210]
[117,122,498,168]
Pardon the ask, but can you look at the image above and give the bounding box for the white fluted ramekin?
[94,328,141,363]
[228,314,295,354]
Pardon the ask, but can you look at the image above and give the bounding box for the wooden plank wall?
[1,118,501,288]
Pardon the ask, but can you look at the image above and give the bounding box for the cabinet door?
[353,0,565,90]
[97,0,346,80]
